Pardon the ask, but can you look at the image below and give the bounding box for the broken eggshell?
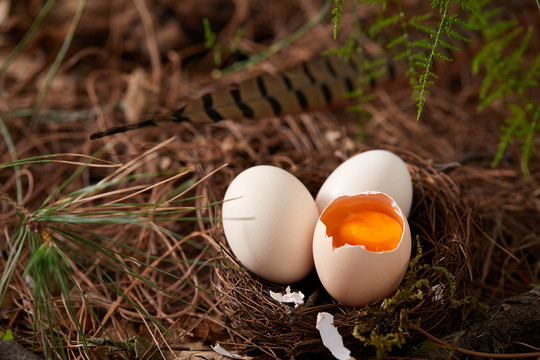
[312,192,412,307]
[316,312,352,360]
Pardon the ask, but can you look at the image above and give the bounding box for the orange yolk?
[329,210,403,252]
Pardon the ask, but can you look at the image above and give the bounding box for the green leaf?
[0,329,13,340]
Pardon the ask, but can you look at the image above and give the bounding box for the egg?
[312,192,412,306]
[316,150,413,217]
[222,165,319,284]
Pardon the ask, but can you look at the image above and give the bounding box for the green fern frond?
[473,18,539,178]
[413,22,437,36]
[333,0,538,178]
[437,38,460,52]
[369,13,400,38]
[491,103,539,180]
[413,0,449,120]
[387,33,407,49]
[413,39,434,50]
[331,0,345,39]
[444,14,472,41]
[519,108,538,180]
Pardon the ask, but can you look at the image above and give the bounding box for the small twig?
[410,323,540,359]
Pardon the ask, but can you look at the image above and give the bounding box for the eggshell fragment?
[222,166,318,284]
[316,150,413,217]
[316,312,353,360]
[269,286,305,307]
[211,343,241,358]
[313,192,412,306]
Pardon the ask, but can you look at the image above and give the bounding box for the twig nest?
[211,149,479,358]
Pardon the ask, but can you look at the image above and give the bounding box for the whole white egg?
[312,192,412,306]
[222,165,319,284]
[315,150,413,217]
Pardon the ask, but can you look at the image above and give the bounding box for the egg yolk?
[329,210,403,252]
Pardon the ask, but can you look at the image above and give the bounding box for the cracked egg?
[312,192,412,306]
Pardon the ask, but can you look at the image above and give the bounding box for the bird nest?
[209,148,481,359]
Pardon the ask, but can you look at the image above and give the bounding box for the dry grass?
[0,0,539,359]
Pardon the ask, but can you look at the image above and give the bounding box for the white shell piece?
[316,312,354,360]
[211,343,242,358]
[269,286,305,307]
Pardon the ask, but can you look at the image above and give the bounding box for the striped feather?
[90,55,386,140]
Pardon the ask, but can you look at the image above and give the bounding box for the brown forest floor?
[0,0,539,359]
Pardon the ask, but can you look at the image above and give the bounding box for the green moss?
[0,329,13,340]
[352,237,477,359]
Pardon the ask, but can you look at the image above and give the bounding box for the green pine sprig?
[0,140,217,358]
